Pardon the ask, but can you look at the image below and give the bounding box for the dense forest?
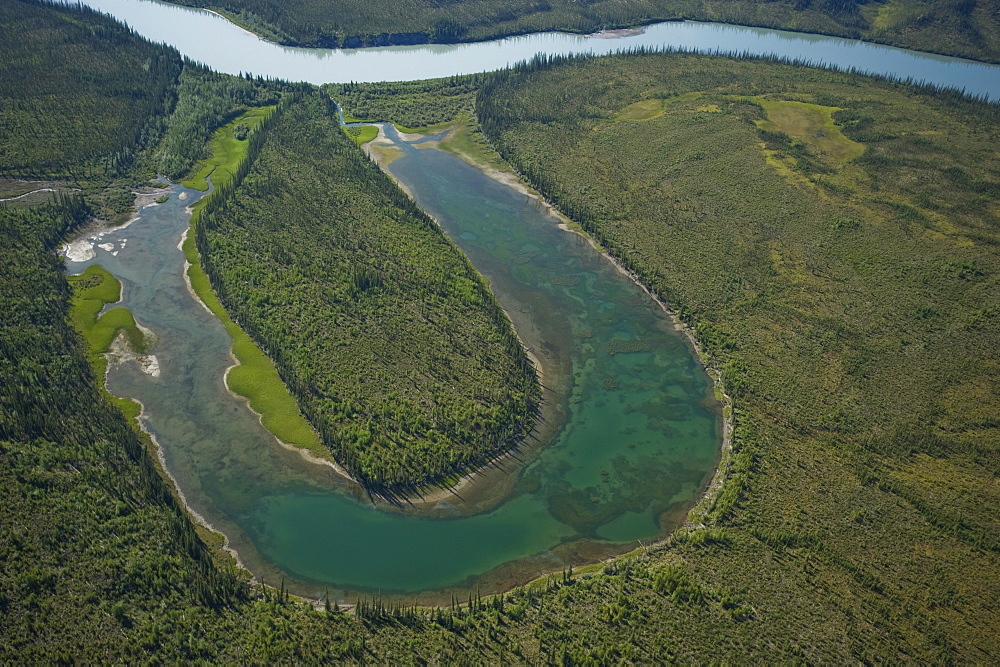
[168,0,1000,62]
[0,1,180,181]
[195,91,539,489]
[3,0,999,660]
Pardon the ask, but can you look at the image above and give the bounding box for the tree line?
[194,91,541,491]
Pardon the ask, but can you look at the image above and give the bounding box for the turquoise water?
[64,130,718,598]
[240,129,723,594]
[56,0,725,597]
[76,0,1000,99]
[59,0,999,601]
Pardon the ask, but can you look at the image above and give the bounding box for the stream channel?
[64,1,1000,601]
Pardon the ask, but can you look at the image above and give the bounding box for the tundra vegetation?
[167,0,1000,63]
[1,0,998,661]
[469,50,1000,657]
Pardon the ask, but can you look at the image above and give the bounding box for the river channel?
[75,0,1000,99]
[63,1,1000,601]
[65,134,719,599]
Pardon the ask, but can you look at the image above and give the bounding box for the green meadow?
[68,265,146,420]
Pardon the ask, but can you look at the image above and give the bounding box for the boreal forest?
[0,0,997,661]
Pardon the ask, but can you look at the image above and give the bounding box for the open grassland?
[182,106,275,191]
[475,51,1000,658]
[755,98,866,167]
[166,0,1000,62]
[342,124,379,146]
[196,91,540,490]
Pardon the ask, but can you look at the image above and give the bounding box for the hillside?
[166,0,1000,62]
[473,51,1000,658]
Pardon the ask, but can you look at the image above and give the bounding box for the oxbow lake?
[63,0,1000,599]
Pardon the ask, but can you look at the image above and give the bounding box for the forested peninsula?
[1,0,998,661]
[165,0,1000,63]
[195,91,539,490]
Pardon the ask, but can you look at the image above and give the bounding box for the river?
[61,1,999,601]
[64,133,719,600]
[73,0,1000,98]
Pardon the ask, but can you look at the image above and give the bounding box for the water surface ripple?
[64,126,719,598]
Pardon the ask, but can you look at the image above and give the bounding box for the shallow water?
[74,0,1000,99]
[64,126,718,599]
[59,0,999,601]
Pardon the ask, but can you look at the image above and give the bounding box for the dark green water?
[64,131,719,600]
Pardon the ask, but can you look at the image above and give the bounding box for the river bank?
[59,97,720,601]
[368,118,731,527]
[68,1,1000,96]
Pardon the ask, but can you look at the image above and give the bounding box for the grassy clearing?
[67,264,144,420]
[754,98,865,167]
[394,118,460,135]
[181,110,329,462]
[433,113,510,173]
[181,106,274,191]
[615,99,665,122]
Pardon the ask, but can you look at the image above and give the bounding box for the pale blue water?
[75,0,1000,99]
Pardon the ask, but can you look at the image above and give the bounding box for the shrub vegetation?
[471,50,1000,657]
[2,0,998,660]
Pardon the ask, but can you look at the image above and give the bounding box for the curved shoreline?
[361,125,562,512]
[62,212,256,581]
[308,119,734,602]
[395,120,734,530]
[178,237,358,484]
[161,1,999,67]
[220,352,358,483]
[69,127,729,604]
[401,123,737,596]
